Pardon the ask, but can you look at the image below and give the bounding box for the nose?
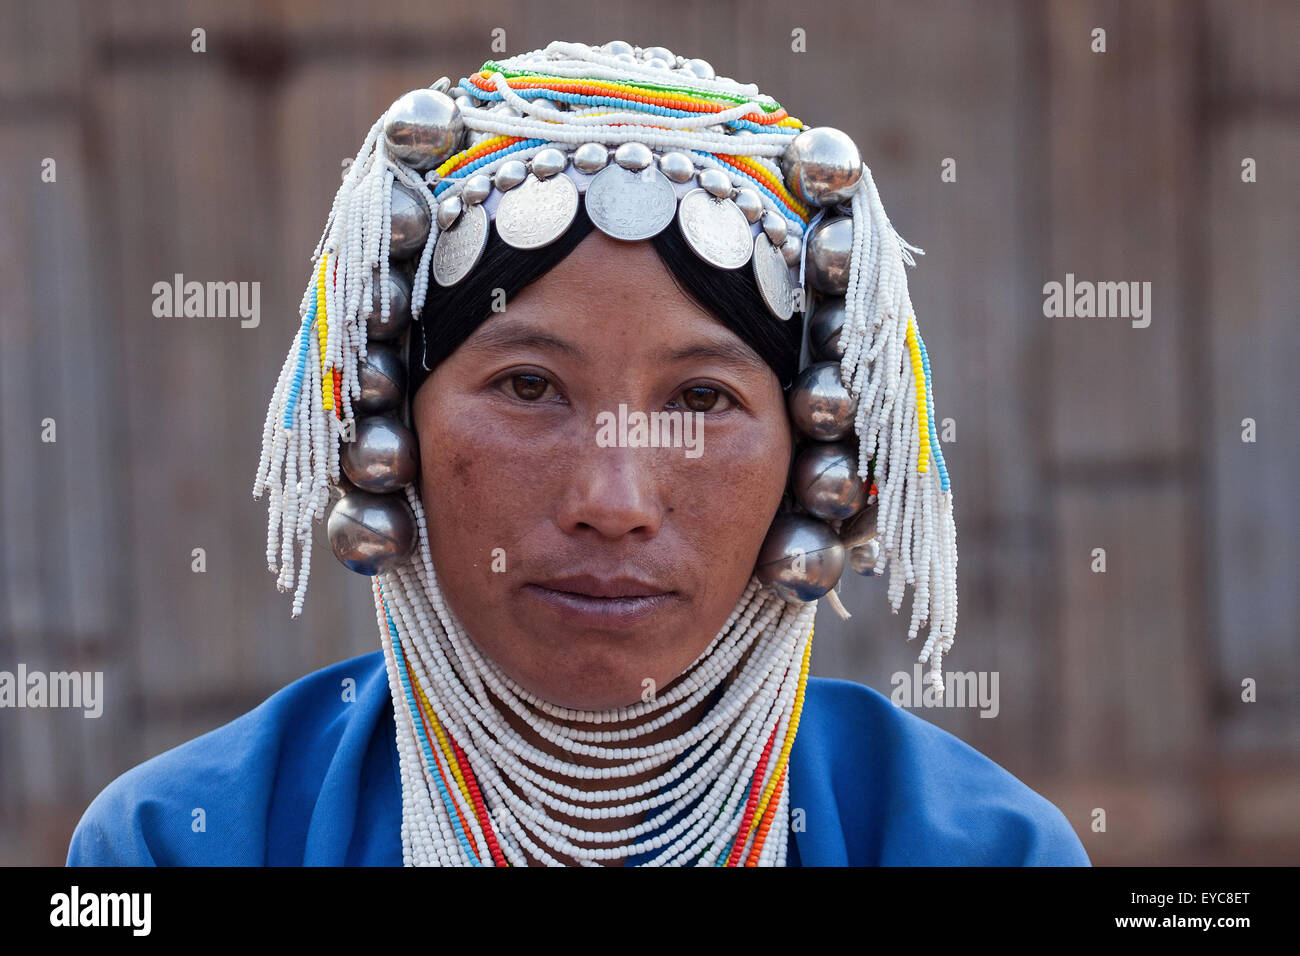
[554,443,665,541]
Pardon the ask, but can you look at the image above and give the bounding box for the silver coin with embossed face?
[432,202,489,287]
[677,187,754,270]
[495,172,579,250]
[752,232,794,320]
[584,163,678,241]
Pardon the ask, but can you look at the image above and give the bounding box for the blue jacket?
[66,650,1091,866]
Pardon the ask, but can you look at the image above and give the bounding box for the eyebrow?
[462,321,768,376]
[461,324,590,363]
[656,339,770,376]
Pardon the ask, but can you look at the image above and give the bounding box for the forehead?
[478,228,737,349]
[510,227,680,305]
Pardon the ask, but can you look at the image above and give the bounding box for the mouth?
[521,574,679,629]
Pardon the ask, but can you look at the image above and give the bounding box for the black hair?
[406,200,804,418]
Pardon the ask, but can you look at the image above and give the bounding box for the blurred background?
[1,0,1297,865]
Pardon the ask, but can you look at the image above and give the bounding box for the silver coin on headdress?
[752,232,794,320]
[676,188,753,270]
[432,201,489,286]
[584,162,677,241]
[494,172,580,250]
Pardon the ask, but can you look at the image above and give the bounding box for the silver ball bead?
[356,342,406,415]
[327,489,417,575]
[839,500,879,549]
[383,89,464,171]
[755,513,846,602]
[788,361,857,441]
[658,151,696,184]
[779,126,863,207]
[684,58,715,79]
[848,537,884,576]
[363,269,412,342]
[643,46,674,63]
[389,181,431,258]
[614,141,654,171]
[761,210,788,246]
[340,416,419,493]
[792,441,868,520]
[493,159,528,191]
[436,194,463,230]
[460,173,492,205]
[733,188,764,223]
[806,216,853,295]
[698,167,733,198]
[573,142,609,174]
[781,235,802,267]
[602,40,635,57]
[809,296,847,360]
[530,147,567,179]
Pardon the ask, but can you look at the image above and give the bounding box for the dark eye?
[505,373,555,402]
[677,385,734,413]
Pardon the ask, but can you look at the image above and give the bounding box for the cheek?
[675,416,791,584]
[417,391,557,561]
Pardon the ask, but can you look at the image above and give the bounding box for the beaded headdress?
[253,40,957,866]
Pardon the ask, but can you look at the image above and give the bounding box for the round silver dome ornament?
[754,512,847,602]
[752,232,794,320]
[573,142,609,174]
[809,296,848,360]
[493,159,529,191]
[388,181,431,259]
[327,489,417,575]
[781,235,802,267]
[761,210,788,247]
[529,147,568,180]
[733,187,765,224]
[839,499,879,549]
[362,268,412,342]
[495,170,580,250]
[791,441,868,520]
[658,151,695,184]
[436,194,463,231]
[848,537,884,576]
[788,361,857,441]
[432,201,489,287]
[382,88,464,172]
[805,215,854,295]
[355,343,406,415]
[340,416,419,493]
[459,173,492,205]
[779,126,863,207]
[677,188,754,270]
[584,151,678,241]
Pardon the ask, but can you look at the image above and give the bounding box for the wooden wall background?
[1,0,1296,865]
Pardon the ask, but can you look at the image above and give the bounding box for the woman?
[67,40,1089,866]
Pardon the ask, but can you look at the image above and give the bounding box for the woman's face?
[412,228,792,710]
